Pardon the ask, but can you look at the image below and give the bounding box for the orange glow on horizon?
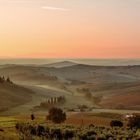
[0,0,140,58]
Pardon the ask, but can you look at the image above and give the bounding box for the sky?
[0,0,140,58]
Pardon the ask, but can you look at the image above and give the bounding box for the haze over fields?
[0,59,140,115]
[0,59,140,66]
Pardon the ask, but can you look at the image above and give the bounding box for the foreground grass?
[14,122,140,140]
[0,117,17,128]
[0,112,136,139]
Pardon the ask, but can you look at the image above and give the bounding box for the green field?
[0,112,139,140]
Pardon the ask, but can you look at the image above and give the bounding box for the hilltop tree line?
[0,76,13,84]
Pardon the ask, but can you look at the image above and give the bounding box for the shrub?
[110,120,123,127]
[15,122,140,140]
[47,107,66,123]
[63,129,75,140]
[127,115,140,128]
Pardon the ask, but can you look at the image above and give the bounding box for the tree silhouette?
[47,107,66,123]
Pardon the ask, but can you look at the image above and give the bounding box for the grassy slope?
[0,83,34,112]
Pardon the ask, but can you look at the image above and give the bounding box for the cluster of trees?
[127,114,140,128]
[110,115,140,129]
[77,88,91,94]
[39,96,66,109]
[44,75,58,81]
[77,104,89,112]
[77,88,101,105]
[0,76,13,84]
[31,108,66,124]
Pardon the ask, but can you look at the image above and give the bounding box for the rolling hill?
[0,64,139,85]
[0,65,58,84]
[0,62,140,110]
[42,61,77,68]
[0,82,34,112]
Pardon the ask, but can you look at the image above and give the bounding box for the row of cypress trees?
[0,76,13,84]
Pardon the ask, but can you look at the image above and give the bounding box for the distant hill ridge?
[43,61,77,68]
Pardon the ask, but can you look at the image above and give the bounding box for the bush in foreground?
[127,115,140,128]
[15,122,140,140]
[110,120,123,127]
[47,107,66,123]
